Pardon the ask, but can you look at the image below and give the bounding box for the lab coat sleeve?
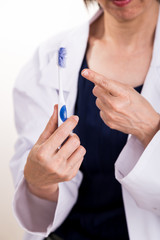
[10,49,83,237]
[115,132,160,216]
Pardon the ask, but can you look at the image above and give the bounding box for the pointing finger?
[81,68,123,97]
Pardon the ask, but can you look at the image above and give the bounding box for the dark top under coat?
[53,55,143,240]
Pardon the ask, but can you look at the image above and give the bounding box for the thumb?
[37,104,58,145]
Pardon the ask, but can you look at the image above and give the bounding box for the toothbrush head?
[58,47,67,68]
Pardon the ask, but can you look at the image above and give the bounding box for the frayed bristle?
[58,47,67,68]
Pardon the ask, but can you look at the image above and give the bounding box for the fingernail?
[72,115,79,122]
[82,69,89,77]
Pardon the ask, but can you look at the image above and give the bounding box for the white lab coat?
[10,9,160,240]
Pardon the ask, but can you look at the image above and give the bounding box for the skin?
[24,105,86,201]
[25,0,160,202]
[82,0,160,147]
[81,69,160,147]
[87,1,159,87]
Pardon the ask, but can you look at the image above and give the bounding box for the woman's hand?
[24,105,86,202]
[82,69,160,147]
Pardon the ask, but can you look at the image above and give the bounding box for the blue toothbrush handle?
[60,105,67,122]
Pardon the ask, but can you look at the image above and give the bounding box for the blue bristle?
[58,47,67,68]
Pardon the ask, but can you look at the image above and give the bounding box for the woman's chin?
[106,4,145,22]
[110,9,143,22]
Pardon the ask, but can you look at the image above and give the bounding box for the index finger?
[44,115,79,152]
[81,68,122,97]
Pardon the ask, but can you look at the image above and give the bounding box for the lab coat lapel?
[117,7,160,184]
[141,66,160,114]
[116,8,160,240]
[140,7,160,113]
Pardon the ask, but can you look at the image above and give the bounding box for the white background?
[0,0,97,239]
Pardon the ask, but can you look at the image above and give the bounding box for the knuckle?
[96,98,100,108]
[99,111,114,129]
[59,154,66,163]
[57,152,66,163]
[68,116,79,127]
[77,156,84,167]
[125,90,131,103]
[36,147,46,162]
[57,121,75,140]
[112,102,120,112]
[50,158,59,171]
[49,155,66,173]
[92,86,98,96]
[59,117,78,136]
[79,145,86,156]
[126,84,133,92]
[92,86,96,95]
[99,76,107,88]
[54,130,62,142]
[108,121,115,129]
[57,127,68,139]
[53,167,65,179]
[107,97,113,107]
[100,110,104,119]
[71,134,80,146]
[46,164,55,174]
[91,71,96,80]
[107,111,114,121]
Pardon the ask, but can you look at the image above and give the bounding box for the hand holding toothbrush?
[24,105,86,202]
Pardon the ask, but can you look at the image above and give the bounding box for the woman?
[10,0,160,239]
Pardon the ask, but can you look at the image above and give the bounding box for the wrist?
[27,182,59,202]
[139,113,160,147]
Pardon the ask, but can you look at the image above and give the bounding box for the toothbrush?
[58,47,67,127]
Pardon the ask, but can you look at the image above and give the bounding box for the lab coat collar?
[38,9,103,92]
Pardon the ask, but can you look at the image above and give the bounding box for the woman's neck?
[92,3,159,53]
